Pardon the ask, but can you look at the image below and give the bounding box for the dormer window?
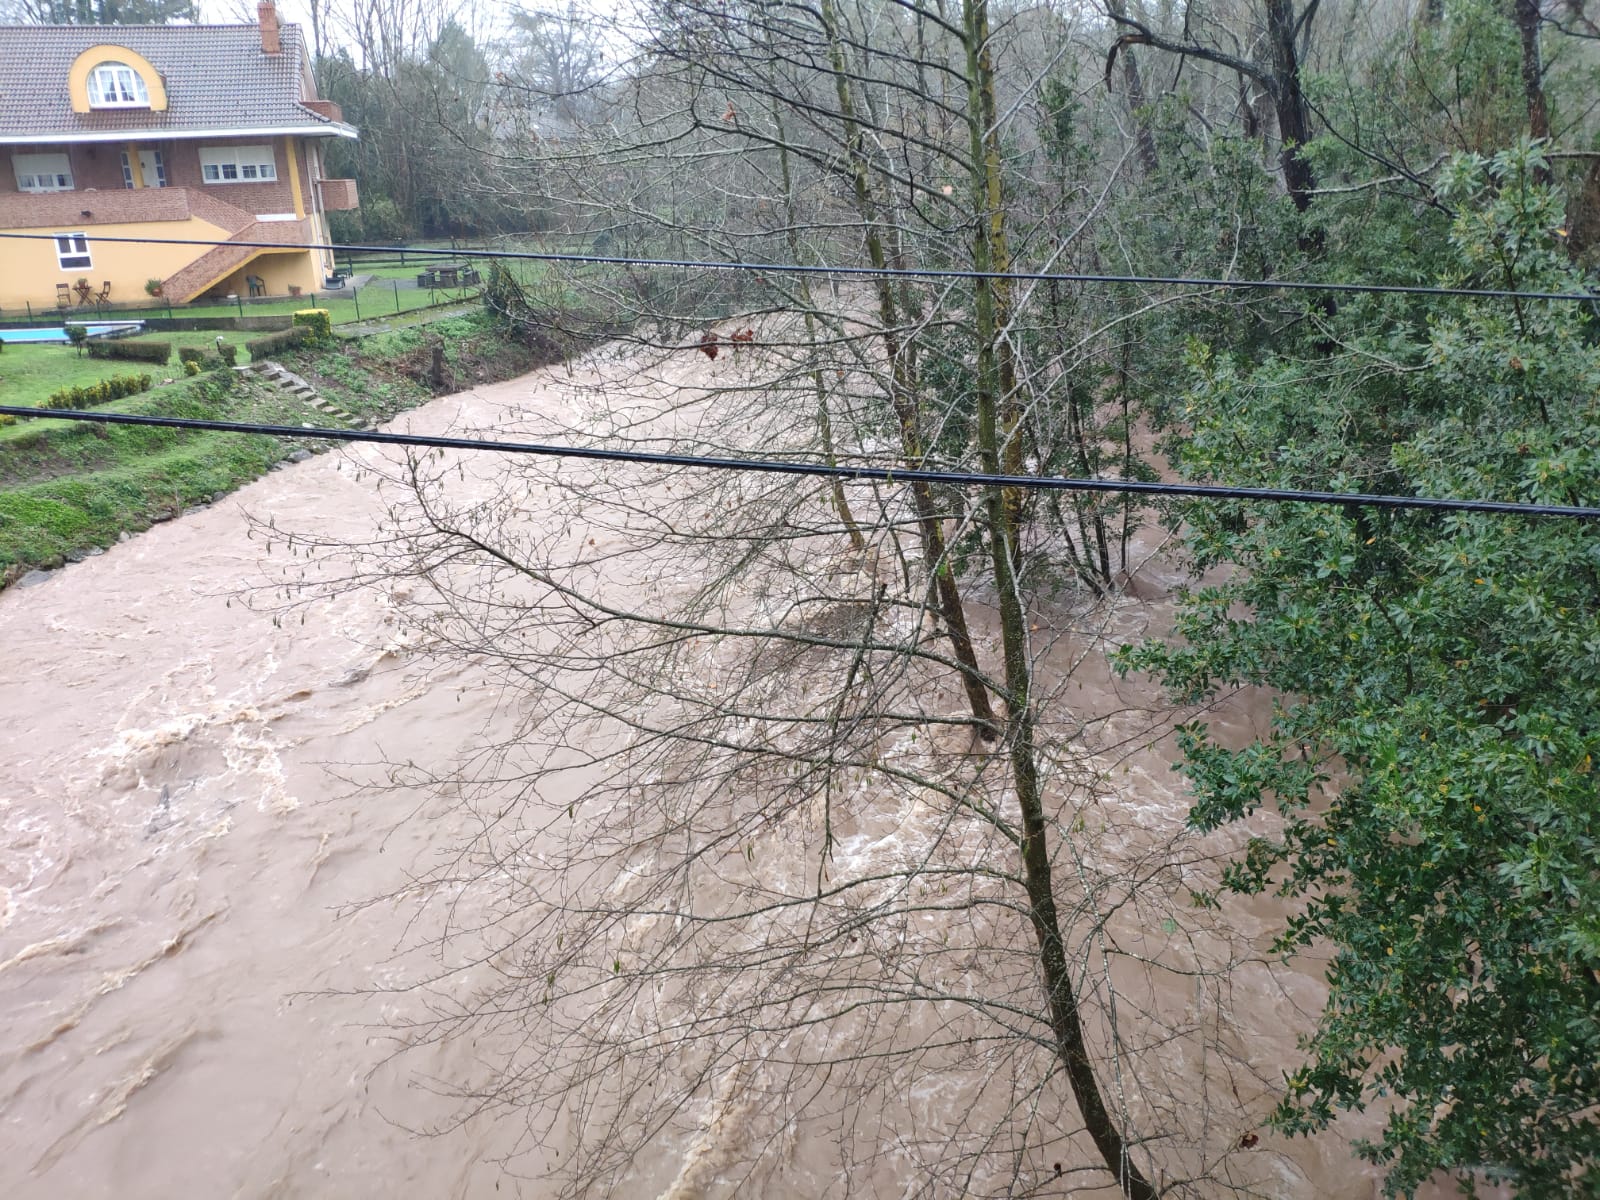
[87,63,150,108]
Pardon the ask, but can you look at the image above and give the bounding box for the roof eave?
[0,123,359,146]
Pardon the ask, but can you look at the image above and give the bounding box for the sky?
[201,0,313,28]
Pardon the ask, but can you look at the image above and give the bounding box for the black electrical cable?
[1,230,1595,304]
[7,406,1597,520]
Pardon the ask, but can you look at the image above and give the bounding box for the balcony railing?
[315,178,359,211]
[0,187,197,231]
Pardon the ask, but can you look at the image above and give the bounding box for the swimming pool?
[0,321,145,344]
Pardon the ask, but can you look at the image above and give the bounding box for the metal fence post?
[353,286,361,322]
[394,280,400,313]
[236,293,244,319]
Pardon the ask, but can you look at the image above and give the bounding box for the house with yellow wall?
[0,1,357,313]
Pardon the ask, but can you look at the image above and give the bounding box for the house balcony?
[316,178,359,211]
[303,99,344,122]
[0,186,202,231]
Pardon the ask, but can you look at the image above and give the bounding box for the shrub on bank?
[244,326,310,359]
[41,373,154,410]
[292,308,332,343]
[87,339,171,365]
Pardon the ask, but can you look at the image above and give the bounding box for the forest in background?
[7,1,1600,1197]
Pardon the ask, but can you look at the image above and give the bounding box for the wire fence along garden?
[0,274,483,331]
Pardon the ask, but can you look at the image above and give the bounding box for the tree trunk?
[1513,0,1553,184]
[819,0,1002,740]
[1565,157,1600,260]
[772,104,866,553]
[963,0,1158,1193]
[1106,0,1160,173]
[1265,0,1317,215]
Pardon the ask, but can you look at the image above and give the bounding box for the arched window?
[87,62,150,108]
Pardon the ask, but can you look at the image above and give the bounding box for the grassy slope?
[0,310,559,584]
[0,374,315,578]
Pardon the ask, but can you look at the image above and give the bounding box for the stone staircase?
[160,206,311,303]
[241,360,365,426]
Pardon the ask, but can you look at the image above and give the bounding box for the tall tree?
[1105,0,1323,214]
[1123,142,1600,1199]
[276,0,1296,1195]
[3,0,196,21]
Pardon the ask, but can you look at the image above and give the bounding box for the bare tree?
[504,1,611,128]
[263,331,1293,1197]
[240,1,1334,1194]
[1105,1,1324,215]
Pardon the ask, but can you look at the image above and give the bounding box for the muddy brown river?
[0,347,1470,1198]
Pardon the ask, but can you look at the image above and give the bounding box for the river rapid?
[0,345,1464,1199]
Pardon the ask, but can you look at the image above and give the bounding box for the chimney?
[258,1,281,55]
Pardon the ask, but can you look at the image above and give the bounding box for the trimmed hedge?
[87,339,172,365]
[41,373,154,410]
[178,345,225,369]
[244,326,310,358]
[292,308,332,342]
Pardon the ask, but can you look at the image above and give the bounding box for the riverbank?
[0,309,571,587]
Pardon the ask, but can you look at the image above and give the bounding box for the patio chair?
[246,275,266,298]
[95,281,111,303]
[56,283,71,309]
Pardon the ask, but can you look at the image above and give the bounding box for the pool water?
[0,322,145,344]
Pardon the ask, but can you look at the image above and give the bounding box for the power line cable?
[1,231,1596,304]
[6,406,1597,520]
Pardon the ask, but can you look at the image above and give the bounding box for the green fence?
[0,277,481,332]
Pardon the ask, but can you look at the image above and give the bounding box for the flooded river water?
[0,346,1456,1198]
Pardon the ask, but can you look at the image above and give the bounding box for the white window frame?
[120,149,167,189]
[199,145,277,185]
[55,232,91,271]
[87,62,150,109]
[14,152,74,193]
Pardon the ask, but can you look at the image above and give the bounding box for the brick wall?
[1,138,315,218]
[0,187,192,230]
[1,143,122,194]
[162,138,311,217]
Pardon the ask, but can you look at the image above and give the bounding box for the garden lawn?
[0,336,252,422]
[0,342,167,410]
